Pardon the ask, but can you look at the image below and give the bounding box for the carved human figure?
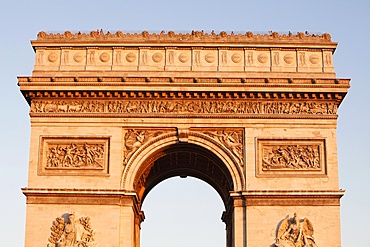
[263,145,320,170]
[62,144,77,167]
[48,212,95,247]
[47,146,61,167]
[46,143,104,169]
[123,130,147,164]
[221,131,243,164]
[274,213,317,247]
[205,130,243,165]
[83,143,95,167]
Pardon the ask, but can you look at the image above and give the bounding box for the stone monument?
[19,30,350,247]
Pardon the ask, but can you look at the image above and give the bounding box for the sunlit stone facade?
[19,30,349,247]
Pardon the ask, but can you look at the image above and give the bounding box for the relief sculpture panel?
[47,212,96,247]
[123,129,165,165]
[256,139,326,177]
[202,129,244,166]
[273,213,317,247]
[39,137,109,176]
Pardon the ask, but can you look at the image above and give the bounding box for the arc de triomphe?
[19,30,349,247]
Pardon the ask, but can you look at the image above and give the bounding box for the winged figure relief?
[123,129,164,165]
[47,212,95,247]
[274,213,317,247]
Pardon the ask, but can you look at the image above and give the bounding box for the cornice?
[22,189,142,214]
[18,76,349,85]
[19,76,347,118]
[28,113,339,120]
[22,91,345,101]
[18,77,350,95]
[230,190,345,206]
[231,190,345,196]
[22,187,128,195]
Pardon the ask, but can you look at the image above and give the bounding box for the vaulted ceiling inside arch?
[134,143,234,206]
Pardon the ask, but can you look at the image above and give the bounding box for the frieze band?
[31,99,338,116]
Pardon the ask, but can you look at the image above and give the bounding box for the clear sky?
[1,1,369,246]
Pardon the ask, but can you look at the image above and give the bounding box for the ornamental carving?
[47,212,96,247]
[257,54,268,63]
[40,137,109,175]
[284,54,294,64]
[152,53,163,63]
[48,52,58,63]
[73,53,84,63]
[178,53,189,63]
[46,143,105,169]
[99,52,110,62]
[273,213,317,247]
[203,130,243,166]
[262,144,320,170]
[31,100,338,116]
[123,129,165,165]
[36,30,332,43]
[126,52,136,62]
[231,53,242,63]
[257,139,326,177]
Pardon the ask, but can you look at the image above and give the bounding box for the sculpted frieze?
[31,99,338,116]
[273,213,317,247]
[47,212,96,247]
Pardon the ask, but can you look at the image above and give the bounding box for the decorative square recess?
[256,139,326,177]
[38,136,110,176]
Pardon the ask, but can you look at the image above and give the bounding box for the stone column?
[222,208,233,247]
[119,195,144,247]
[232,195,246,247]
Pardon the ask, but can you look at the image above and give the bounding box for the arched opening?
[132,143,235,247]
[141,177,225,247]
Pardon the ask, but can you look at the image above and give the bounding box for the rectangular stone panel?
[245,49,271,72]
[59,48,87,71]
[191,49,218,71]
[38,136,110,176]
[256,139,326,177]
[218,49,244,71]
[164,48,192,71]
[112,48,139,71]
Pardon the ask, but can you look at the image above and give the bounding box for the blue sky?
[1,1,369,246]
